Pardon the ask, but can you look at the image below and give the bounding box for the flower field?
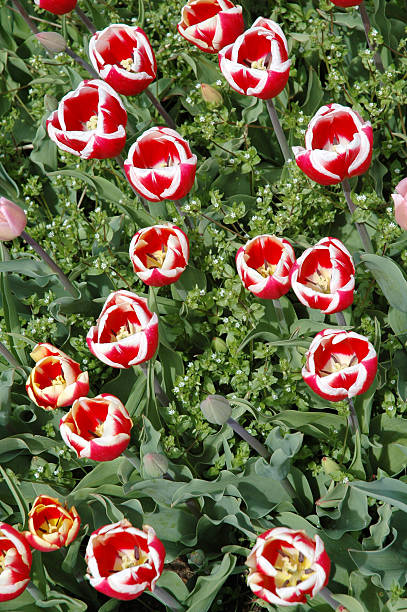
[1,0,407,609]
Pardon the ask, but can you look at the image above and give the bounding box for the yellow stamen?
[113,547,148,571]
[113,322,141,342]
[120,58,135,71]
[38,515,66,536]
[320,353,358,377]
[0,552,5,573]
[51,375,66,386]
[95,422,104,437]
[251,58,267,70]
[273,546,313,589]
[305,269,332,294]
[86,115,98,131]
[257,260,277,278]
[145,246,167,269]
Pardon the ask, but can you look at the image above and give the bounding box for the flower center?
[257,259,277,278]
[113,547,148,571]
[0,551,6,573]
[251,58,267,70]
[120,58,135,72]
[304,268,332,294]
[112,322,142,342]
[319,353,359,377]
[273,546,314,589]
[86,115,98,131]
[51,375,66,386]
[38,515,63,535]
[156,155,176,168]
[145,246,167,269]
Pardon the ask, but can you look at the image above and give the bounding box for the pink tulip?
[0,198,27,241]
[392,177,407,231]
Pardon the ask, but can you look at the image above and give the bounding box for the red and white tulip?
[86,520,165,601]
[26,343,89,410]
[24,495,80,552]
[129,224,189,287]
[392,177,407,231]
[218,17,291,99]
[89,25,156,96]
[86,290,158,368]
[0,523,32,602]
[35,0,77,15]
[124,127,197,202]
[177,0,244,54]
[47,80,127,159]
[302,329,378,402]
[246,527,330,607]
[329,0,363,6]
[60,394,133,461]
[290,237,355,314]
[236,235,296,299]
[293,104,373,186]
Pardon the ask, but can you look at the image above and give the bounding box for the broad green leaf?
[185,553,236,612]
[361,254,407,312]
[350,478,407,513]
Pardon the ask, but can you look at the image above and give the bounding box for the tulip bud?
[211,337,227,353]
[36,32,67,54]
[200,84,223,105]
[143,453,169,478]
[0,198,27,241]
[321,457,341,477]
[44,94,58,113]
[200,394,231,425]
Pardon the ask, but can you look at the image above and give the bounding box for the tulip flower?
[35,0,77,15]
[0,523,32,602]
[47,79,127,159]
[329,0,363,6]
[290,237,355,314]
[89,24,157,96]
[124,127,197,202]
[177,0,244,54]
[392,177,407,231]
[86,290,158,368]
[293,104,373,186]
[24,495,80,552]
[129,224,189,287]
[302,329,377,402]
[86,520,165,600]
[236,235,296,299]
[0,198,27,241]
[60,394,133,461]
[26,343,89,410]
[246,527,330,606]
[218,17,291,99]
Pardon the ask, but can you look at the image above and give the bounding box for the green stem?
[272,298,288,335]
[265,99,290,162]
[144,88,177,131]
[319,586,348,611]
[65,47,99,78]
[150,585,184,611]
[74,6,97,33]
[11,0,39,33]
[227,417,269,458]
[359,1,385,73]
[140,363,169,407]
[341,179,373,253]
[21,231,77,297]
[0,341,24,370]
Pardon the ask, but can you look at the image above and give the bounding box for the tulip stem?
[151,586,184,611]
[341,180,373,253]
[145,89,177,131]
[273,299,288,335]
[65,47,99,78]
[21,231,77,297]
[139,363,170,406]
[227,417,269,459]
[11,0,39,33]
[359,2,385,73]
[319,586,348,611]
[74,6,97,34]
[27,581,45,602]
[265,99,291,163]
[335,311,361,435]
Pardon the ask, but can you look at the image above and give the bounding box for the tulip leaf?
[361,253,407,312]
[349,478,407,513]
[0,160,19,198]
[184,553,236,612]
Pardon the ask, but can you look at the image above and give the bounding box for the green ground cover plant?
[2,0,407,610]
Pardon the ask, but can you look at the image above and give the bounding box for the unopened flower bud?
[200,394,231,425]
[211,337,227,353]
[44,94,58,113]
[143,453,169,478]
[36,32,67,54]
[321,457,341,477]
[0,198,27,241]
[200,83,223,105]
